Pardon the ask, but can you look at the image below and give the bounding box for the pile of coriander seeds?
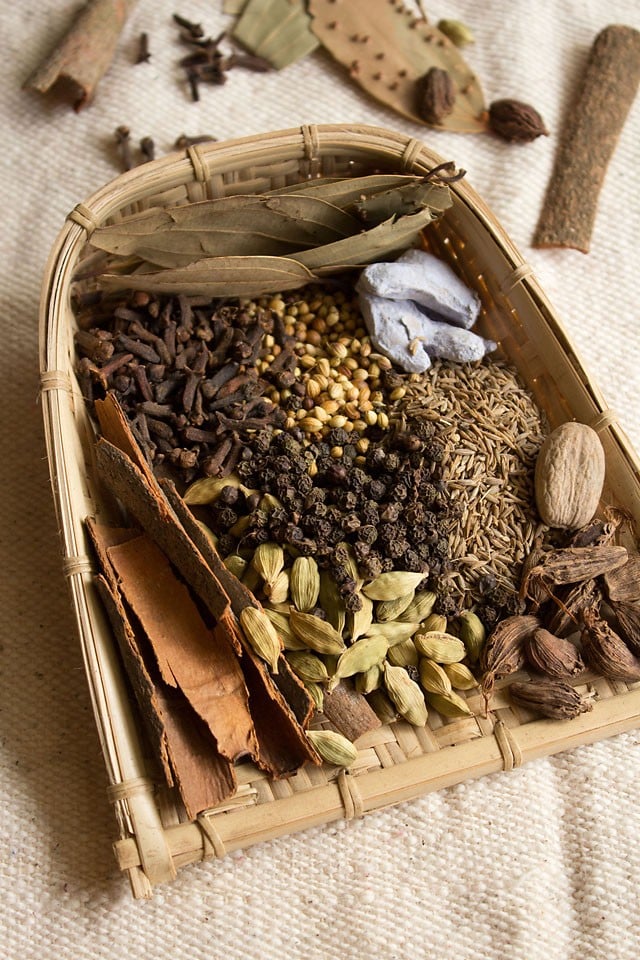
[75,279,547,734]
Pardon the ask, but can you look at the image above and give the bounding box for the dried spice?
[525,628,585,680]
[93,176,454,297]
[508,679,592,720]
[383,662,428,726]
[604,554,640,603]
[23,0,136,110]
[533,25,640,252]
[488,99,548,143]
[416,67,456,124]
[522,545,628,600]
[609,599,640,656]
[436,20,475,48]
[481,614,540,706]
[426,690,473,719]
[307,0,486,133]
[321,680,381,740]
[534,422,605,530]
[581,606,640,682]
[306,729,358,768]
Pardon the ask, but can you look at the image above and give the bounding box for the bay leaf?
[99,255,317,298]
[91,194,361,267]
[267,174,425,207]
[353,181,452,225]
[291,208,438,273]
[232,0,319,70]
[308,0,486,132]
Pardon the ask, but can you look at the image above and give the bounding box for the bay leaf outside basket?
[38,124,640,899]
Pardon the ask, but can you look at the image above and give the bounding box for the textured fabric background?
[2,1,640,957]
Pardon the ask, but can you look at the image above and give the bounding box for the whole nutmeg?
[488,98,548,142]
[416,67,456,124]
[534,421,605,530]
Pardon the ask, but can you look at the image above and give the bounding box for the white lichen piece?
[356,248,481,329]
[420,313,496,363]
[358,293,432,373]
[358,290,495,371]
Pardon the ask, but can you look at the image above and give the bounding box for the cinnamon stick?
[86,519,238,816]
[24,0,137,110]
[93,436,319,776]
[159,478,316,731]
[322,681,382,742]
[533,25,640,252]
[105,533,258,764]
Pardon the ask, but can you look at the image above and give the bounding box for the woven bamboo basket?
[39,124,640,899]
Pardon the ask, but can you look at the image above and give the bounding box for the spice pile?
[70,164,640,805]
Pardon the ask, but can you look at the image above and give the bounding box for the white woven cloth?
[2,1,640,956]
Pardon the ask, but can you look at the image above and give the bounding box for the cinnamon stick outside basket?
[24,0,136,109]
[533,25,640,252]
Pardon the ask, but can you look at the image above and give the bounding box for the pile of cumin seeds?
[394,358,549,610]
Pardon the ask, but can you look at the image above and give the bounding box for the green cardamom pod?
[240,606,282,673]
[376,590,416,622]
[285,651,330,683]
[386,638,419,669]
[265,569,289,604]
[263,607,306,651]
[443,662,479,690]
[252,541,285,588]
[290,608,346,656]
[427,691,473,718]
[349,592,374,641]
[458,611,486,664]
[354,662,383,695]
[421,613,448,634]
[437,18,475,47]
[383,662,428,726]
[184,473,252,505]
[414,631,466,664]
[223,554,248,579]
[290,556,320,612]
[307,729,358,767]
[418,658,453,696]
[332,634,389,688]
[319,572,347,635]
[398,590,436,623]
[366,688,398,725]
[304,681,325,713]
[363,571,425,602]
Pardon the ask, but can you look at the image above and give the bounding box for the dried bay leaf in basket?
[293,208,439,274]
[266,174,425,205]
[308,0,486,132]
[352,181,452,225]
[100,255,317,298]
[232,0,320,69]
[91,194,362,268]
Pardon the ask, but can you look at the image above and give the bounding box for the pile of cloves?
[173,13,271,102]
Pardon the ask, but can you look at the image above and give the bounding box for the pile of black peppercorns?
[204,416,459,614]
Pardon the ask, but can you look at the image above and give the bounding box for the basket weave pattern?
[38,124,640,898]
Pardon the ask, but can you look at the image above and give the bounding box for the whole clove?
[114,124,133,171]
[136,32,151,64]
[140,137,155,162]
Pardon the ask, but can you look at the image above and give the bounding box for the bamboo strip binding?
[38,124,640,898]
